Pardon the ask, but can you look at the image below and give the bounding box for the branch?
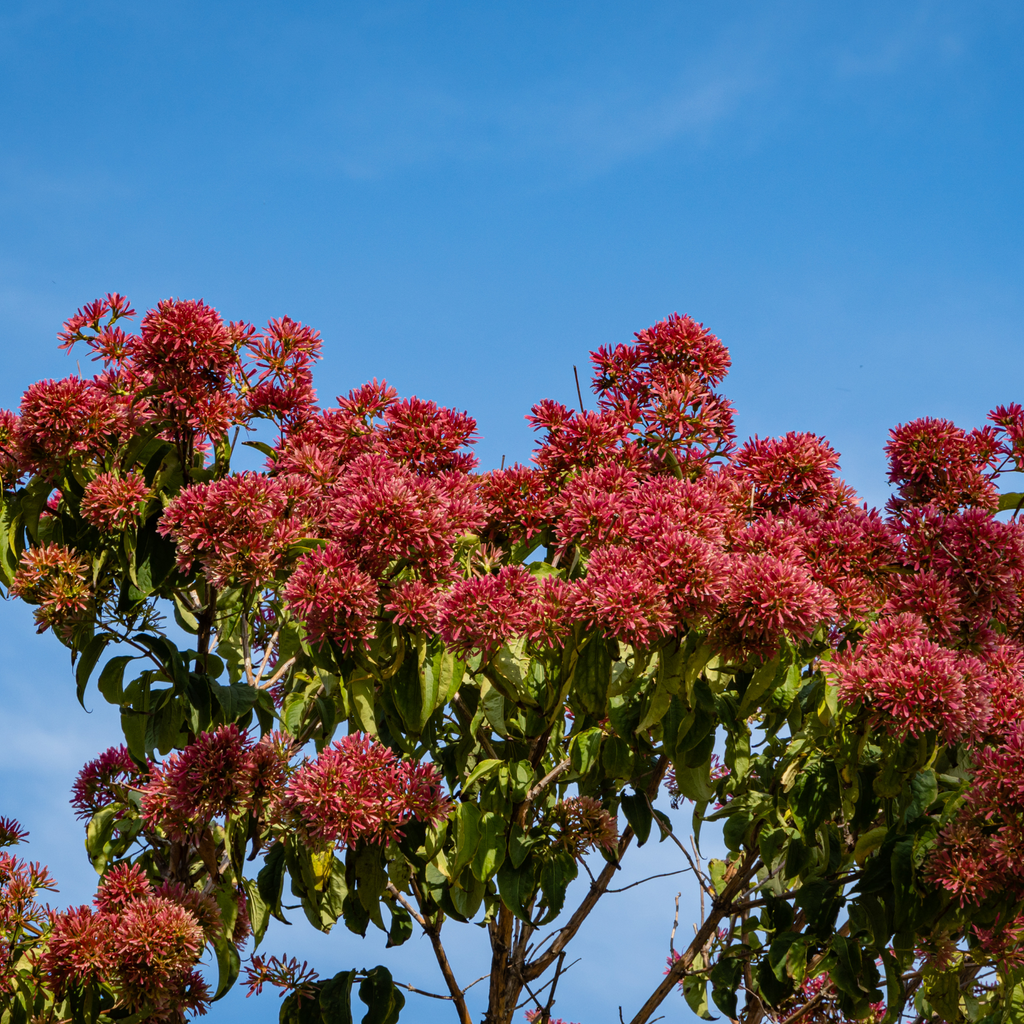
[627,847,760,1024]
[606,870,689,894]
[524,758,572,808]
[407,877,473,1024]
[523,757,669,982]
[386,883,426,930]
[239,615,255,687]
[254,625,282,683]
[259,656,296,690]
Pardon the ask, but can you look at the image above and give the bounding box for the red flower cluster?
[142,726,289,842]
[9,543,92,634]
[71,744,146,821]
[283,733,449,847]
[80,471,151,533]
[42,863,212,1022]
[551,796,618,858]
[886,417,998,514]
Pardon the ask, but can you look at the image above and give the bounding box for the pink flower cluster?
[80,471,151,532]
[71,744,147,821]
[551,796,618,858]
[42,863,213,1021]
[9,542,91,634]
[0,820,58,987]
[142,726,289,843]
[283,733,450,847]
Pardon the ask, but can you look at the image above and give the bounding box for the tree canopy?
[2,296,1024,1024]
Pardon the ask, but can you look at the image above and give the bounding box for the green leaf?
[132,633,188,690]
[20,475,53,542]
[739,651,783,716]
[508,824,536,870]
[85,806,117,872]
[97,655,135,705]
[537,850,578,924]
[133,517,176,595]
[904,769,938,823]
[0,492,23,588]
[212,936,241,1001]
[75,635,110,708]
[212,682,259,723]
[569,727,602,776]
[357,966,405,1024]
[451,802,482,878]
[999,492,1024,512]
[479,680,508,738]
[319,970,356,1024]
[242,440,277,459]
[601,735,634,780]
[121,707,147,762]
[496,857,536,922]
[673,760,716,803]
[349,671,377,737]
[790,759,840,840]
[257,843,290,925]
[241,877,270,948]
[710,956,741,1018]
[470,811,507,881]
[683,976,714,1020]
[462,758,502,793]
[574,636,612,716]
[386,903,414,948]
[620,790,653,847]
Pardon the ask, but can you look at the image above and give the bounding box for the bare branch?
[239,615,255,687]
[606,870,689,894]
[408,877,473,1024]
[627,848,760,1024]
[259,656,296,691]
[524,758,572,807]
[254,625,282,683]
[386,883,427,930]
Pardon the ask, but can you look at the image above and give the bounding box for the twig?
[259,656,296,690]
[670,893,681,956]
[408,877,473,1024]
[393,982,454,1001]
[627,847,760,1024]
[239,615,255,687]
[573,366,585,414]
[386,884,427,930]
[524,758,572,806]
[607,870,688,894]
[659,828,715,901]
[254,625,281,683]
[542,952,568,1022]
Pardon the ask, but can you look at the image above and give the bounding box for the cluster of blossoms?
[12,294,1024,1020]
[0,819,58,994]
[523,1011,579,1024]
[9,542,91,634]
[71,744,147,822]
[140,726,290,843]
[549,797,618,859]
[76,727,449,855]
[41,863,216,1022]
[283,732,450,848]
[818,412,1024,929]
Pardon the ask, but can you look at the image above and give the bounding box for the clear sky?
[1,2,1022,1022]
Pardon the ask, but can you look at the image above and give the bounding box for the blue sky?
[1,2,1022,1021]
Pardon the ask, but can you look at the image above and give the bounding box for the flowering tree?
[1,297,1024,1024]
